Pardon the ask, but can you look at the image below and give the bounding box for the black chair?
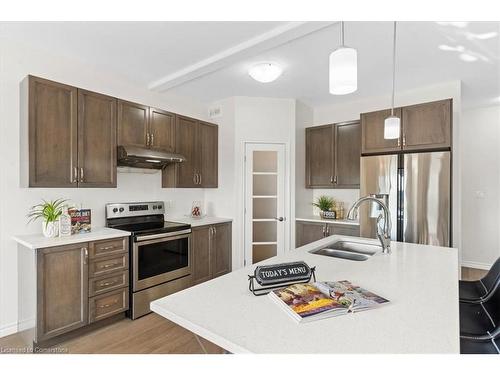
[460,257,500,303]
[460,280,500,354]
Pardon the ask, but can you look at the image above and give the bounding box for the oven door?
[132,231,191,292]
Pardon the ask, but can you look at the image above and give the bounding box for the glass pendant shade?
[384,115,401,139]
[329,47,358,95]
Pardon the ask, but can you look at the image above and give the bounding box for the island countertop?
[151,236,460,354]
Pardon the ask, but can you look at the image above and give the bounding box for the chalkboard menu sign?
[248,261,316,296]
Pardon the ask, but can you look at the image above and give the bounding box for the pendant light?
[384,21,400,139]
[329,22,357,95]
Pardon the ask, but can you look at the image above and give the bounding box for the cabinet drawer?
[89,288,129,323]
[89,253,128,277]
[89,270,129,297]
[90,238,127,259]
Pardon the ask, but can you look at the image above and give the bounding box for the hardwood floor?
[461,267,488,281]
[0,313,224,354]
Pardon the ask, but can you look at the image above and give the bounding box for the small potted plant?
[312,196,336,219]
[27,199,68,238]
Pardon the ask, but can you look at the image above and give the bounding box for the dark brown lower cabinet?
[296,220,360,247]
[192,222,232,285]
[34,237,129,344]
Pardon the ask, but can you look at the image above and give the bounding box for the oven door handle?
[134,229,192,242]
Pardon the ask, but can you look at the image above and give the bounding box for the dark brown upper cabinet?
[306,125,334,188]
[117,100,149,148]
[305,121,361,189]
[28,76,78,187]
[361,99,452,155]
[27,76,117,188]
[361,108,402,155]
[162,116,218,188]
[149,107,176,152]
[117,100,176,152]
[402,99,451,151]
[78,90,117,187]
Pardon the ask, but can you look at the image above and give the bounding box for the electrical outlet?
[164,200,174,209]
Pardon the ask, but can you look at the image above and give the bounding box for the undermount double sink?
[309,238,382,261]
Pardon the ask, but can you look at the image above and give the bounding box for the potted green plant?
[27,199,68,238]
[312,196,336,219]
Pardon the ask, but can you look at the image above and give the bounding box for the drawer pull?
[100,280,116,287]
[99,299,119,309]
[101,262,119,269]
[101,245,116,251]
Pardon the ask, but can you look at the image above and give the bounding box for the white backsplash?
[310,189,360,216]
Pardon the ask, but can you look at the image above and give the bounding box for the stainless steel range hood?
[117,145,185,169]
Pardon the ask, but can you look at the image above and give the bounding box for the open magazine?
[268,280,389,323]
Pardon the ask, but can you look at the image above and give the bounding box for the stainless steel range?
[105,201,192,319]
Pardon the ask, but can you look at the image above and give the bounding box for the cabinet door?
[295,221,326,247]
[174,115,199,188]
[191,226,212,285]
[335,122,361,188]
[198,121,218,188]
[29,76,78,187]
[117,100,149,147]
[361,108,402,154]
[306,125,334,188]
[77,89,117,187]
[149,108,175,152]
[402,99,451,151]
[36,243,88,342]
[212,223,232,279]
[328,224,360,237]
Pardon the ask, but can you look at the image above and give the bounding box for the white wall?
[304,82,462,251]
[206,97,296,268]
[461,105,500,269]
[0,37,210,336]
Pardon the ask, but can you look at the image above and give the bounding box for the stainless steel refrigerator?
[359,151,451,247]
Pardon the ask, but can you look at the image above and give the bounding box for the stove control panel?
[105,201,165,219]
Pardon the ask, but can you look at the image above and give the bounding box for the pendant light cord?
[391,21,397,116]
[340,21,345,46]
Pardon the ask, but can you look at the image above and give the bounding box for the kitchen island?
[151,235,460,353]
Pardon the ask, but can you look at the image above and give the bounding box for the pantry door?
[244,143,286,266]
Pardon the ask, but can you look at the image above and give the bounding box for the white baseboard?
[461,261,492,270]
[0,322,18,338]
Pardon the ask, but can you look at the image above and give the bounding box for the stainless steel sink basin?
[309,239,381,261]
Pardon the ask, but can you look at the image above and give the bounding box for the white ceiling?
[2,21,499,109]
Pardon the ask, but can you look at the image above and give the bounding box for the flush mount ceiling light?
[329,22,358,95]
[248,62,283,83]
[384,21,401,140]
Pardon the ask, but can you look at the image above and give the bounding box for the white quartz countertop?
[296,215,359,226]
[167,216,233,227]
[151,236,459,354]
[13,227,131,250]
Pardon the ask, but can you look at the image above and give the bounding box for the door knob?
[275,217,285,222]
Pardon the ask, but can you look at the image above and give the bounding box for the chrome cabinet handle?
[73,167,78,183]
[146,133,150,146]
[151,132,154,146]
[83,248,88,265]
[100,280,116,287]
[193,173,197,184]
[101,246,115,251]
[397,137,401,147]
[101,262,119,269]
[402,134,406,146]
[334,176,338,184]
[198,173,202,185]
[99,299,119,309]
[80,167,84,182]
[330,176,334,184]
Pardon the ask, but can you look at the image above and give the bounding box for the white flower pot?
[42,220,59,238]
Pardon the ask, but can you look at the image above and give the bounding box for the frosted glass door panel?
[253,174,277,196]
[253,151,277,172]
[253,198,277,219]
[253,221,277,242]
[253,244,277,264]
